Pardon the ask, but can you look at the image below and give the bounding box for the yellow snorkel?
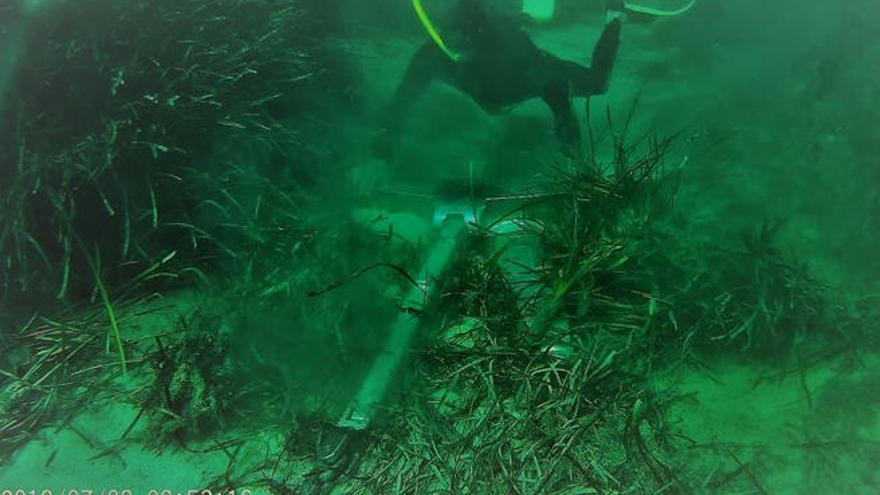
[411,0,462,62]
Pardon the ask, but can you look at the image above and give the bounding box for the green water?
[0,0,878,493]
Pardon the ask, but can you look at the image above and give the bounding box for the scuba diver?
[376,0,695,158]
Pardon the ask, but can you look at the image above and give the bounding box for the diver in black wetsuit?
[376,0,643,158]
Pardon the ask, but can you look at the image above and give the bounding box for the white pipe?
[337,218,468,430]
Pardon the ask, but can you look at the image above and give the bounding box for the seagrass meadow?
[0,0,878,493]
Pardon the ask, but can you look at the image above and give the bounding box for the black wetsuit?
[381,0,621,157]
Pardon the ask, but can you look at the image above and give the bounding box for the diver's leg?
[375,43,451,158]
[387,44,451,128]
[577,17,622,96]
[543,85,580,158]
[592,17,622,92]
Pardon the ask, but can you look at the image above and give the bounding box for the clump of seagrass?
[527,127,684,374]
[0,0,318,310]
[434,233,523,342]
[326,127,690,494]
[674,219,858,358]
[144,307,241,447]
[0,296,155,462]
[342,337,683,493]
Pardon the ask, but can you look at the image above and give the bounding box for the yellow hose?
[411,0,461,62]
